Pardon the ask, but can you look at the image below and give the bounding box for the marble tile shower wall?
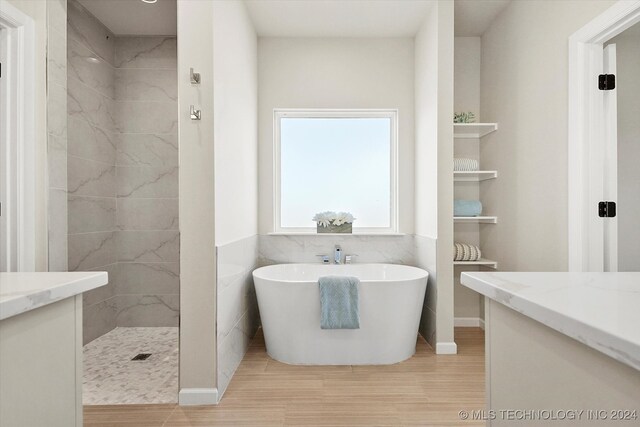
[113,36,179,331]
[67,1,118,343]
[47,0,69,272]
[216,236,260,397]
[66,1,178,343]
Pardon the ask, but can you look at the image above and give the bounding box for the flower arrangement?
[313,211,355,233]
[453,111,476,123]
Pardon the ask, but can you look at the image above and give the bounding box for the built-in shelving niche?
[453,122,498,270]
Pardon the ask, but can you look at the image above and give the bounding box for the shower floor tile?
[83,327,178,405]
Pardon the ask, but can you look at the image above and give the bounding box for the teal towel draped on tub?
[454,199,483,217]
[318,276,360,329]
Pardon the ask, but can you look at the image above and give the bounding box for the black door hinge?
[598,201,616,218]
[598,74,615,90]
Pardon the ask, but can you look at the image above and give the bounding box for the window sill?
[266,232,407,236]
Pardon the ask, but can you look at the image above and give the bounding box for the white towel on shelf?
[453,242,482,261]
[454,158,480,171]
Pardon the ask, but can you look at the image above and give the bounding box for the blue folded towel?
[318,276,360,329]
[454,199,483,217]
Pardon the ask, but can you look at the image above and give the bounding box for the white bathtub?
[252,263,428,365]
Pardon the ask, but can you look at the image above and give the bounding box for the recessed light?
[141,0,157,3]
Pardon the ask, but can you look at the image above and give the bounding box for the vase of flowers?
[313,211,355,234]
[453,111,476,123]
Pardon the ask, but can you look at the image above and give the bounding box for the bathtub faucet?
[334,245,342,264]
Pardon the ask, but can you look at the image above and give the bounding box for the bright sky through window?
[279,116,392,229]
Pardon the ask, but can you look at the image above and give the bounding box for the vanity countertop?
[461,272,640,372]
[0,272,108,321]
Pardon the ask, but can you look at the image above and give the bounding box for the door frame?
[602,43,617,272]
[0,0,35,271]
[568,0,640,272]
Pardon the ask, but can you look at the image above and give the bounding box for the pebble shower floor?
[83,327,178,405]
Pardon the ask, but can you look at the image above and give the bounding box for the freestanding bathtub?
[252,263,428,365]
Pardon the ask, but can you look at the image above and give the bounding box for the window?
[274,109,398,233]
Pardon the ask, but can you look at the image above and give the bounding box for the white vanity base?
[0,271,107,427]
[0,296,83,427]
[485,300,640,426]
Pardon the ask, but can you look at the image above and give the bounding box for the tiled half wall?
[259,234,415,265]
[216,236,260,397]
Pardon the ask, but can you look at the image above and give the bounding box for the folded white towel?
[454,158,480,171]
[454,242,482,261]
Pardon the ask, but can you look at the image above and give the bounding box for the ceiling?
[77,0,177,36]
[244,0,435,38]
[77,0,509,39]
[454,0,510,37]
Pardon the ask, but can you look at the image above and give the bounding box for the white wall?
[415,15,439,240]
[414,0,455,351]
[257,37,415,234]
[480,0,616,272]
[608,30,640,271]
[177,0,217,404]
[414,6,439,346]
[453,37,482,319]
[454,37,480,118]
[434,0,455,351]
[214,0,258,246]
[212,0,260,400]
[179,0,259,403]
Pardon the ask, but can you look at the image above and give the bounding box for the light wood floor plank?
[84,327,485,426]
[83,404,176,426]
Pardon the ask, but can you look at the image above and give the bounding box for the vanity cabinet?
[462,272,640,426]
[0,272,107,427]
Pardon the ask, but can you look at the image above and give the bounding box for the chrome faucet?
[334,245,342,264]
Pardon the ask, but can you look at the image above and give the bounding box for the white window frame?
[273,109,399,234]
[0,0,35,272]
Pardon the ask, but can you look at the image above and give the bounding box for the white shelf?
[454,258,498,269]
[454,216,498,224]
[454,171,497,182]
[454,123,498,139]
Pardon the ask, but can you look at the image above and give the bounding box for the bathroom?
[0,0,639,425]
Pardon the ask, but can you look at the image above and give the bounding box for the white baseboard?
[454,317,484,328]
[435,341,458,354]
[178,388,219,406]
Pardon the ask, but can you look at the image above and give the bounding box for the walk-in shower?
[66,0,179,404]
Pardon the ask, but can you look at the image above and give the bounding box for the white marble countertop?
[461,272,640,372]
[0,272,108,321]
